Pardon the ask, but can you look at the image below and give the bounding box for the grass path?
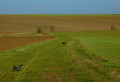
[42,40,79,82]
[0,70,8,80]
[67,41,77,59]
[14,52,38,81]
[0,33,120,81]
[0,37,111,81]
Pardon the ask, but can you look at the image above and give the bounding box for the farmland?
[0,15,120,34]
[0,14,120,81]
[0,30,120,81]
[0,36,55,52]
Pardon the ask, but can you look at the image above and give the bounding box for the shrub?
[110,25,116,30]
[37,27,42,33]
[1,34,6,38]
[51,25,54,32]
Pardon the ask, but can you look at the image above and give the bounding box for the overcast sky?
[0,0,120,14]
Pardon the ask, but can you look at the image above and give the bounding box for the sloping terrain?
[0,31,120,81]
[0,15,120,33]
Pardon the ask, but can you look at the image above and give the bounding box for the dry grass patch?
[42,68,63,82]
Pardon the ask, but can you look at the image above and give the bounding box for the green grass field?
[0,30,120,82]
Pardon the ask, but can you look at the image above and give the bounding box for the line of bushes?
[37,25,55,34]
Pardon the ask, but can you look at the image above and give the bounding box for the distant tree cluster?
[110,25,116,30]
[37,25,55,34]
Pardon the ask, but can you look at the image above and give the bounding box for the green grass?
[0,30,120,81]
[78,37,120,64]
[55,30,120,64]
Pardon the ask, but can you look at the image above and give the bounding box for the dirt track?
[0,15,120,33]
[0,36,55,52]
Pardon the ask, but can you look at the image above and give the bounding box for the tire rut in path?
[42,41,80,82]
[0,71,8,80]
[14,54,37,82]
[67,41,79,60]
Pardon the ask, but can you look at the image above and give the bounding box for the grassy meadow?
[0,30,120,81]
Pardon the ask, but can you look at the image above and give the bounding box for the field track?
[14,53,38,82]
[0,31,120,81]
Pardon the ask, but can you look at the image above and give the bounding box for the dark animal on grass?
[62,42,66,45]
[13,65,17,71]
[13,64,23,71]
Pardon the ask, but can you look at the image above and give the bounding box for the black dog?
[13,64,23,71]
[62,42,66,45]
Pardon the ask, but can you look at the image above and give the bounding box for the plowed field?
[0,15,120,33]
[0,36,55,52]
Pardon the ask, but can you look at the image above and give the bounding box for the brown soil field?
[0,15,120,33]
[0,36,55,52]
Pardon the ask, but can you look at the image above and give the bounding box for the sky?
[0,0,120,14]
